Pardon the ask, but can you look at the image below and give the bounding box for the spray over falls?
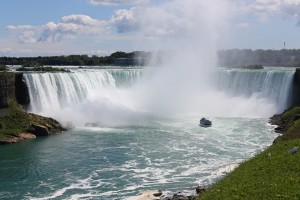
[20,0,295,127]
[24,68,294,127]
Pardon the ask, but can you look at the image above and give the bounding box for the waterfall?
[24,69,143,113]
[215,69,295,112]
[23,68,295,126]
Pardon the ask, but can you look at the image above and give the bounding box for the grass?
[0,101,31,136]
[0,101,65,142]
[199,107,300,200]
[200,140,300,200]
[275,107,300,143]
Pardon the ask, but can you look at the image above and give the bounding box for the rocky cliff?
[0,101,66,145]
[0,73,16,108]
[0,72,64,145]
[291,68,300,106]
[0,72,30,108]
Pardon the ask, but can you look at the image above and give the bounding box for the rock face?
[29,113,66,136]
[0,72,30,109]
[269,114,287,134]
[15,73,30,106]
[291,68,300,107]
[0,72,16,108]
[0,101,66,145]
[160,186,207,200]
[0,133,36,145]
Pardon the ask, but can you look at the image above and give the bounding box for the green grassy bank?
[0,101,66,144]
[200,107,300,200]
[0,101,31,136]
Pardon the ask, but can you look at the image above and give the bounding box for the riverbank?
[198,107,300,199]
[0,101,66,144]
[124,107,298,200]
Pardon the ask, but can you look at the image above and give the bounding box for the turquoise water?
[0,116,277,200]
[0,68,291,199]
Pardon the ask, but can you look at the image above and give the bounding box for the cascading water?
[24,69,146,126]
[24,69,117,112]
[11,66,290,199]
[215,68,295,113]
[24,67,295,127]
[1,1,290,199]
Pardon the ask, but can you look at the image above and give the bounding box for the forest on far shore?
[1,49,300,67]
[218,49,300,67]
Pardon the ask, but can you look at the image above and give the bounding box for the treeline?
[0,51,150,67]
[218,49,300,67]
[2,49,300,67]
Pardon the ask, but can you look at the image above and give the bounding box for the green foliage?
[275,120,300,143]
[274,107,300,143]
[200,107,300,199]
[0,51,150,66]
[200,139,300,200]
[282,107,300,121]
[16,66,70,72]
[22,61,40,67]
[0,101,31,136]
[0,64,7,71]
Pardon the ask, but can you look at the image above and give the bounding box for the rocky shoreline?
[0,102,66,145]
[0,72,66,145]
[129,110,294,200]
[128,186,207,200]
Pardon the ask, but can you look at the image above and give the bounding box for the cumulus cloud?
[6,14,107,43]
[110,8,140,32]
[88,0,145,6]
[110,0,229,41]
[6,25,35,31]
[245,0,300,24]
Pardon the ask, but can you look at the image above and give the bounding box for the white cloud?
[3,0,230,56]
[110,8,140,32]
[5,25,35,31]
[6,14,108,43]
[88,0,145,6]
[61,15,100,26]
[110,0,229,41]
[245,0,300,24]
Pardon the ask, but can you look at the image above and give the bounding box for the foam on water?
[0,116,274,200]
[1,1,289,199]
[23,67,295,128]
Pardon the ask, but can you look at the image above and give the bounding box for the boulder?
[195,186,207,195]
[0,133,36,144]
[30,124,50,136]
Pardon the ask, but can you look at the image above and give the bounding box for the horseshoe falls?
[0,67,294,200]
[24,68,294,125]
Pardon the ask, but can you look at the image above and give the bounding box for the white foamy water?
[23,67,294,127]
[0,116,276,200]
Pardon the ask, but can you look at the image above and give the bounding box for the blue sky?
[1,0,300,56]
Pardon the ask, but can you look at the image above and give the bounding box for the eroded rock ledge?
[0,101,66,145]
